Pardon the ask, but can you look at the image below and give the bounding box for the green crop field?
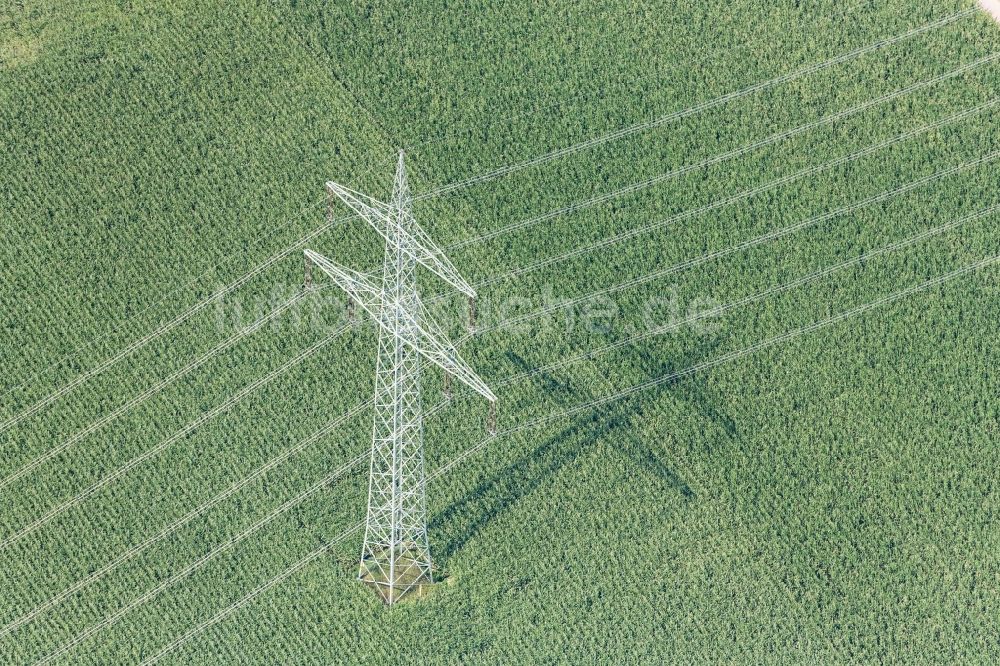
[3,0,1000,662]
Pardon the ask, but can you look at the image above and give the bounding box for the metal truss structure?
[305,152,496,605]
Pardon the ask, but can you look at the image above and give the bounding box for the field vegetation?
[2,0,1000,663]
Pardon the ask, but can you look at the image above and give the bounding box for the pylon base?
[359,550,434,605]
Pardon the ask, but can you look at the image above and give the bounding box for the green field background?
[2,0,999,663]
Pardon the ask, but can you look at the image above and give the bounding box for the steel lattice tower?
[305,151,496,604]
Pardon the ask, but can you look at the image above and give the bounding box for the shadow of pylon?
[430,333,738,564]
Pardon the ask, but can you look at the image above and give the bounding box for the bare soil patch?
[0,37,40,70]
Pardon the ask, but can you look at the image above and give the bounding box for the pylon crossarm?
[395,208,477,297]
[305,251,494,401]
[304,250,382,313]
[327,179,477,298]
[409,300,496,402]
[407,327,494,402]
[325,181,394,222]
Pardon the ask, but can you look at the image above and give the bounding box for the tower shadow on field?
[431,334,741,565]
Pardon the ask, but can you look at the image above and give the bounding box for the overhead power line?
[1,8,972,429]
[135,247,999,665]
[416,8,977,199]
[13,198,994,638]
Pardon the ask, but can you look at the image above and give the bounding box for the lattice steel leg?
[358,154,433,604]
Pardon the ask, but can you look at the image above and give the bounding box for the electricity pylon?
[304,151,496,605]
